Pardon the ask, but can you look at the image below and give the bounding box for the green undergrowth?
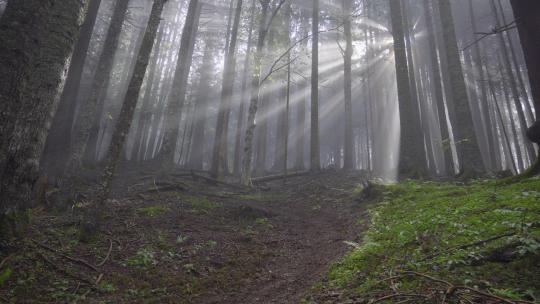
[322,177,540,303]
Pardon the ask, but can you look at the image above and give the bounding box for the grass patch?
[136,206,169,217]
[184,196,221,213]
[323,177,540,302]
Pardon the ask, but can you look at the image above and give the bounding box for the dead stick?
[36,252,95,286]
[32,239,98,272]
[96,239,113,267]
[371,293,428,303]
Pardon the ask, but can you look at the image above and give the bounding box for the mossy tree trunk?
[0,0,88,236]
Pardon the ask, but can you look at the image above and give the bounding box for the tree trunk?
[188,37,214,170]
[211,0,243,178]
[241,0,271,185]
[510,0,540,175]
[342,0,354,170]
[310,0,321,171]
[132,24,165,161]
[41,0,102,181]
[0,0,88,233]
[83,0,167,238]
[65,0,130,178]
[159,0,201,166]
[437,0,484,174]
[233,0,256,176]
[389,0,425,178]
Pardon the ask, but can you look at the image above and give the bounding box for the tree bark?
[437,0,484,174]
[65,0,131,178]
[41,0,102,181]
[310,0,321,171]
[389,0,425,178]
[0,0,88,232]
[233,0,256,176]
[84,0,167,237]
[241,0,271,185]
[342,0,354,170]
[159,0,201,166]
[211,0,243,178]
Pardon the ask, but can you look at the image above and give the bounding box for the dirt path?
[1,171,368,304]
[196,172,367,303]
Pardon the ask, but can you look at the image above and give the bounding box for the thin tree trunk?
[83,0,167,238]
[342,0,354,170]
[310,0,321,171]
[159,0,201,165]
[233,0,256,176]
[211,0,243,178]
[65,0,131,178]
[241,0,270,185]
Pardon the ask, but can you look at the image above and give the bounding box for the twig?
[32,239,98,272]
[96,239,113,267]
[0,255,12,269]
[36,252,95,286]
[370,293,428,303]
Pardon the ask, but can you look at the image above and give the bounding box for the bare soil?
[0,170,368,303]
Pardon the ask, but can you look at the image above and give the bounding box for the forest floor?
[0,170,369,303]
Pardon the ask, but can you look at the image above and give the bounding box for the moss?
[136,206,170,217]
[183,196,221,213]
[322,177,540,302]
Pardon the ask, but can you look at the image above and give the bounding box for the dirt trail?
[0,171,368,304]
[196,172,367,304]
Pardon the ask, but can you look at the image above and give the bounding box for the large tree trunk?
[41,0,102,181]
[510,0,540,175]
[437,0,484,175]
[0,0,88,234]
[65,0,130,179]
[310,0,321,171]
[83,0,167,238]
[159,0,201,166]
[211,0,243,178]
[389,0,425,178]
[342,0,354,170]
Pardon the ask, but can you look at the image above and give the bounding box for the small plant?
[127,248,157,267]
[136,206,169,217]
[176,234,189,244]
[254,217,273,228]
[185,196,221,213]
[99,281,116,293]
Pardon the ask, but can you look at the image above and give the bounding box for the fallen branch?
[251,171,310,183]
[32,239,98,272]
[419,231,516,262]
[370,293,429,303]
[36,252,95,286]
[96,239,113,267]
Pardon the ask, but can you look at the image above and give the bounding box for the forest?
[0,0,539,303]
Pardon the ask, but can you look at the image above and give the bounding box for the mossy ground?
[308,177,540,303]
